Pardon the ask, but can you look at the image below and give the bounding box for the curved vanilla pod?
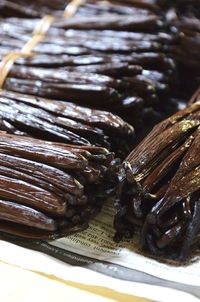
[0,200,56,230]
[0,152,83,196]
[114,101,200,261]
[0,174,66,215]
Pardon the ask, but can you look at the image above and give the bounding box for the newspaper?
[0,201,199,301]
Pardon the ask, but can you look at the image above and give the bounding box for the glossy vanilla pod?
[114,99,200,262]
[0,90,134,157]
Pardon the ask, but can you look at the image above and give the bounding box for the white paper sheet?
[0,202,199,301]
[0,240,199,302]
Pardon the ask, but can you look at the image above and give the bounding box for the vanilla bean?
[0,200,56,230]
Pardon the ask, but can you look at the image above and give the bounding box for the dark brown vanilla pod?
[54,13,161,32]
[0,90,134,158]
[0,131,116,240]
[2,64,123,105]
[76,0,157,16]
[0,0,160,18]
[189,88,200,105]
[161,2,200,97]
[0,0,66,18]
[103,0,160,12]
[114,101,200,262]
[65,63,143,78]
[0,0,40,18]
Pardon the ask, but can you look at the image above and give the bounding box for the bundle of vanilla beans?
[161,0,200,98]
[0,90,128,240]
[0,0,199,263]
[114,90,200,262]
[0,132,118,239]
[0,0,178,129]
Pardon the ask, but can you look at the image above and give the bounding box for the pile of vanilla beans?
[0,0,199,262]
[0,0,178,128]
[115,91,200,261]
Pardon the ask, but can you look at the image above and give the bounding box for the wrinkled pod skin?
[114,100,200,262]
